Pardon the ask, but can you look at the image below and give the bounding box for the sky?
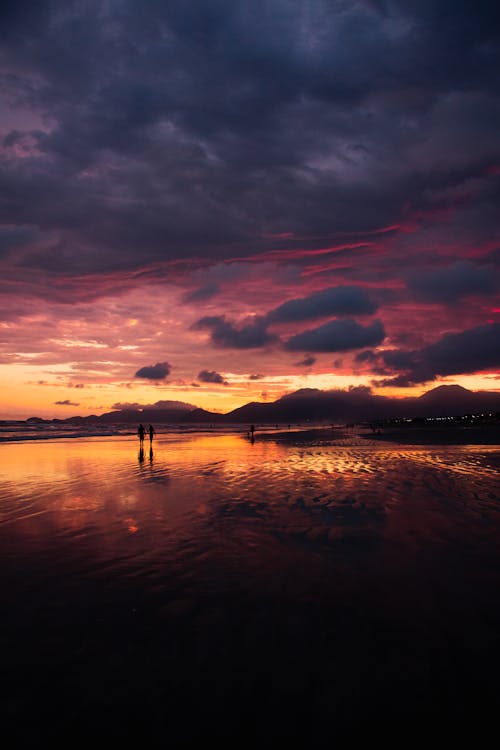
[1,0,499,419]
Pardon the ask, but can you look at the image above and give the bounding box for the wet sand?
[254,422,500,446]
[1,432,499,743]
[361,422,500,445]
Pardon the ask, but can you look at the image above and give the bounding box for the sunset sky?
[1,0,499,419]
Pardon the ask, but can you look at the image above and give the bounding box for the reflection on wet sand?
[1,433,499,585]
[1,432,499,742]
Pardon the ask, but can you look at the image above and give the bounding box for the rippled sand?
[1,431,499,742]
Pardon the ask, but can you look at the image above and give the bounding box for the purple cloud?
[194,316,277,349]
[197,369,228,385]
[267,286,378,323]
[375,322,500,386]
[294,355,317,367]
[134,362,171,380]
[285,319,386,353]
[406,261,499,303]
[183,283,220,303]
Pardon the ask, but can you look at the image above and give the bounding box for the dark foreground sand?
[1,433,499,744]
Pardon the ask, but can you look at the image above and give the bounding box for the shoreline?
[1,421,500,446]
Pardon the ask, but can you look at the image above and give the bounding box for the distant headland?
[19,385,500,426]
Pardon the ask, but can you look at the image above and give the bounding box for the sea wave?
[0,421,290,443]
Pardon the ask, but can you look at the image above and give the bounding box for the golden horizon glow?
[1,361,498,420]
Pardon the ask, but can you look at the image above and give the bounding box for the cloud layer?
[0,1,499,415]
[1,0,499,280]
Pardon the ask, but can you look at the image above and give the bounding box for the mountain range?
[26,385,500,425]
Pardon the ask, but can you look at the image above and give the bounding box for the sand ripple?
[1,436,498,578]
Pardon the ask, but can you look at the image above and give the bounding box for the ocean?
[1,425,499,742]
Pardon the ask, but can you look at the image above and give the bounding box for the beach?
[1,427,499,743]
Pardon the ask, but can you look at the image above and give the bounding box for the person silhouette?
[138,423,145,445]
[148,424,155,444]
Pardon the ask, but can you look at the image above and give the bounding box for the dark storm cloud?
[294,355,317,367]
[193,285,381,353]
[197,369,227,385]
[284,319,386,352]
[406,261,499,303]
[375,323,500,385]
[1,0,499,281]
[416,322,500,378]
[267,286,378,323]
[355,350,379,364]
[194,316,277,349]
[0,226,39,257]
[183,284,220,303]
[134,361,171,380]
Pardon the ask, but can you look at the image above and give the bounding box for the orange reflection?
[125,517,139,533]
[2,432,498,564]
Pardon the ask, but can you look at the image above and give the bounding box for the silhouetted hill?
[224,401,280,422]
[225,385,500,423]
[415,384,499,414]
[180,408,227,423]
[63,399,198,425]
[419,384,470,402]
[86,408,188,424]
[23,385,500,425]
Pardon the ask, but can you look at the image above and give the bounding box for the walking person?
[138,423,145,445]
[148,424,155,444]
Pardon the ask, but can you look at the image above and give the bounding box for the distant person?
[250,424,255,444]
[148,424,155,444]
[138,423,145,445]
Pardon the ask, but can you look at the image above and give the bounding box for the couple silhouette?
[138,423,155,444]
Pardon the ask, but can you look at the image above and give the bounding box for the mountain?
[180,407,227,423]
[60,399,199,425]
[411,384,500,418]
[224,385,500,423]
[418,384,471,402]
[25,385,500,425]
